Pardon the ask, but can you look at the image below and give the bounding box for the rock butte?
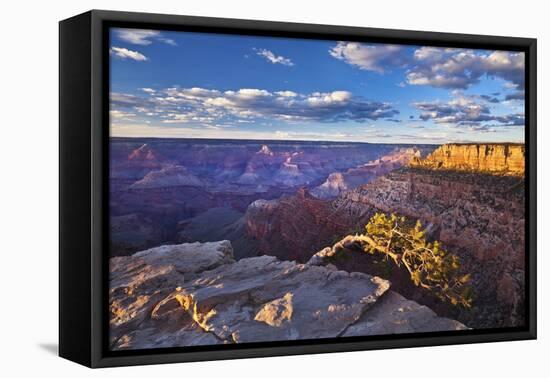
[109,241,466,350]
[410,143,525,175]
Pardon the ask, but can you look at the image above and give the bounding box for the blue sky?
[109,28,525,144]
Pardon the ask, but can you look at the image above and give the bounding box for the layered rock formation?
[109,138,416,256]
[243,144,526,328]
[130,165,203,189]
[109,241,465,350]
[110,139,526,332]
[410,143,524,175]
[111,138,404,192]
[334,168,525,327]
[312,147,428,199]
[243,188,355,261]
[311,172,348,199]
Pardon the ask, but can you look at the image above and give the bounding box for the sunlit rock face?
[410,143,525,175]
[109,241,234,349]
[333,168,525,328]
[243,144,526,329]
[109,241,465,350]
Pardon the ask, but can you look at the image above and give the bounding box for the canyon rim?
[108,26,526,351]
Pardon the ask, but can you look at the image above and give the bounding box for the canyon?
[109,138,526,345]
[110,138,426,255]
[242,144,525,328]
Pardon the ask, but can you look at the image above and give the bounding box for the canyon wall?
[243,143,526,328]
[110,140,526,330]
[410,143,525,175]
[333,169,525,327]
[110,139,427,256]
[243,188,357,262]
[311,147,430,199]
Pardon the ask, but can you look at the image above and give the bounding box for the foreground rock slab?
[110,241,466,350]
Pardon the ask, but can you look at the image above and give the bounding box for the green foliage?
[364,213,473,307]
[328,212,473,308]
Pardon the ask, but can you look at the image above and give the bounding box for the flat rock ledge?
[110,241,466,350]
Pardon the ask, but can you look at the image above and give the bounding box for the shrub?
[327,212,473,308]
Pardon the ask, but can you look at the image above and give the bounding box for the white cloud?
[329,43,525,90]
[110,47,148,61]
[275,91,298,97]
[115,28,177,46]
[109,110,135,120]
[111,87,399,125]
[329,42,406,73]
[306,91,352,105]
[413,93,524,128]
[116,29,160,45]
[255,49,294,66]
[407,47,525,89]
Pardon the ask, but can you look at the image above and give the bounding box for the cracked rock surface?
[110,240,466,350]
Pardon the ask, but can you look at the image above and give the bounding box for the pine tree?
[325,212,473,308]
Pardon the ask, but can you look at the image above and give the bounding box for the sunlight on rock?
[254,293,294,327]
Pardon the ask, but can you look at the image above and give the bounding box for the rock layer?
[244,166,525,328]
[243,188,354,261]
[109,138,421,256]
[109,241,465,350]
[410,143,524,175]
[129,165,203,189]
[311,147,427,199]
[333,168,525,327]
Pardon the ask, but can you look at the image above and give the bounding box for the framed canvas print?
[59,10,536,368]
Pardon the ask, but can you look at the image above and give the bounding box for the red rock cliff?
[410,143,524,175]
[244,166,526,328]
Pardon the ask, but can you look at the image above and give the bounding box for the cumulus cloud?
[329,42,408,73]
[406,47,525,89]
[109,47,148,61]
[275,91,298,97]
[255,49,294,66]
[109,110,136,120]
[329,43,525,90]
[111,87,399,125]
[115,28,177,46]
[414,93,524,128]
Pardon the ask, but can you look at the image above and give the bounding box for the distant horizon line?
[109,135,525,146]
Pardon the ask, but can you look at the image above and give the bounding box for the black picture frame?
[59,9,537,368]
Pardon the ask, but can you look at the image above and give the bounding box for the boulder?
[343,291,467,336]
[109,240,467,350]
